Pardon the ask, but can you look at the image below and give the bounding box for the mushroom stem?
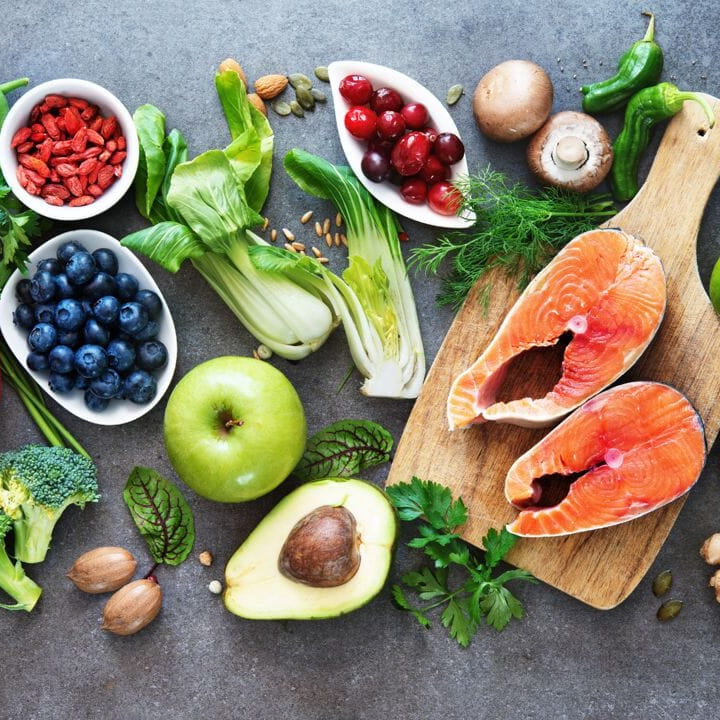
[552,136,589,170]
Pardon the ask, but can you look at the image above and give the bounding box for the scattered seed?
[252,349,261,360]
[301,210,313,224]
[314,66,330,82]
[315,221,323,237]
[271,229,278,242]
[657,599,683,621]
[340,233,348,247]
[323,218,331,234]
[446,84,464,105]
[318,257,329,264]
[299,250,306,256]
[288,73,313,90]
[335,212,343,227]
[271,100,292,116]
[334,232,341,247]
[296,86,315,111]
[311,89,327,103]
[290,100,305,117]
[399,231,409,242]
[652,570,673,598]
[257,344,273,360]
[325,233,333,247]
[284,242,296,252]
[572,74,577,80]
[208,580,223,595]
[198,551,213,567]
[282,228,295,241]
[291,241,305,251]
[262,217,269,231]
[312,246,322,258]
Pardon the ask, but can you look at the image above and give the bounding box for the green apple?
[164,356,306,502]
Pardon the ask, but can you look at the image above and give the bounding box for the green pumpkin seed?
[446,83,464,105]
[652,570,673,598]
[657,599,683,621]
[290,100,305,117]
[288,73,313,90]
[271,100,292,117]
[296,86,315,111]
[311,88,327,102]
[314,66,330,82]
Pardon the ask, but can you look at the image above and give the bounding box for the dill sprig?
[410,167,617,309]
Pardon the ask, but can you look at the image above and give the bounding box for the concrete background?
[2,1,720,717]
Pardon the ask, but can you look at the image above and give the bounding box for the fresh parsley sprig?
[387,477,536,647]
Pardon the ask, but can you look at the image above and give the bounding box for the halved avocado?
[224,478,397,620]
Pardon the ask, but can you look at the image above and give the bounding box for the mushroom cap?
[527,111,613,192]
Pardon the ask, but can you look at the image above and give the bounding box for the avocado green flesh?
[224,478,397,620]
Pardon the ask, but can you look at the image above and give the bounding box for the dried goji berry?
[88,165,99,184]
[71,127,88,153]
[10,127,32,148]
[42,183,71,200]
[40,113,61,140]
[55,163,78,178]
[15,166,28,187]
[110,151,127,165]
[114,165,122,178]
[63,106,84,136]
[44,195,64,206]
[15,141,34,154]
[68,97,88,110]
[98,150,111,163]
[86,128,105,146]
[101,116,118,139]
[78,159,97,176]
[90,117,103,133]
[18,154,51,178]
[97,165,115,189]
[88,184,103,197]
[117,136,126,151]
[30,132,47,143]
[65,175,83,197]
[69,195,94,207]
[49,170,59,183]
[37,139,54,164]
[44,94,68,109]
[52,140,73,155]
[105,140,117,154]
[25,180,40,195]
[80,105,98,122]
[22,167,47,187]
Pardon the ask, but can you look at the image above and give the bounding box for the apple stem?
[224,418,244,429]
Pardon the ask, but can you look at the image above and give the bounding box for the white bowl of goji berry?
[0,78,139,221]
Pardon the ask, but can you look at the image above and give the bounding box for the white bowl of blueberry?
[0,229,177,425]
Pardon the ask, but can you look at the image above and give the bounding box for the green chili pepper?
[609,82,716,202]
[0,78,29,129]
[582,12,663,114]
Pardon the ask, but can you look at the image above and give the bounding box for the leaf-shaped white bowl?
[328,60,474,229]
[0,229,177,426]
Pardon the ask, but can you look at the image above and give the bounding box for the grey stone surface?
[1,0,720,717]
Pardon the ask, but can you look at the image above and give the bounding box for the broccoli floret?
[0,511,42,611]
[0,445,99,564]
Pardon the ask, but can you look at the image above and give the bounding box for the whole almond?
[102,579,162,636]
[254,74,289,100]
[67,546,137,594]
[218,58,247,88]
[247,93,267,116]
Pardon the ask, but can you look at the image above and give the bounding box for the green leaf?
[123,466,195,566]
[480,585,525,631]
[482,527,518,569]
[133,104,167,219]
[292,419,393,482]
[441,597,475,647]
[148,129,189,224]
[121,221,205,273]
[423,537,471,569]
[391,585,431,629]
[401,566,448,600]
[386,477,467,530]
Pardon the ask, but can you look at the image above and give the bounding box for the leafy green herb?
[293,420,393,482]
[387,477,536,647]
[123,466,195,566]
[410,167,616,309]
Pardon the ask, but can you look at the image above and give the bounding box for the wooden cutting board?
[386,96,720,609]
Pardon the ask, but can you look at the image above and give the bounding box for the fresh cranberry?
[391,131,432,176]
[370,87,403,113]
[420,155,449,184]
[401,102,429,129]
[361,150,391,182]
[344,106,377,140]
[339,74,373,105]
[400,178,428,204]
[421,127,438,144]
[428,181,462,216]
[376,111,406,140]
[434,133,465,165]
[368,136,395,158]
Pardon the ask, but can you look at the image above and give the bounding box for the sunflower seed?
[340,233,348,247]
[271,100,292,116]
[335,212,342,227]
[657,599,683,621]
[312,246,322,258]
[288,73,313,90]
[291,241,305,251]
[652,570,673,598]
[315,221,323,237]
[282,228,295,241]
[270,229,278,242]
[301,210,313,224]
[284,242,296,252]
[296,86,315,111]
[318,257,329,264]
[334,232,341,247]
[446,84,464,105]
[323,218,331,234]
[290,100,305,117]
[311,88,327,102]
[314,66,330,82]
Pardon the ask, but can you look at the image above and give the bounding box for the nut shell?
[254,74,289,100]
[102,579,162,636]
[218,58,247,88]
[247,93,267,116]
[67,546,137,594]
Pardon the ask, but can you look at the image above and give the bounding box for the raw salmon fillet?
[447,229,666,429]
[506,382,706,537]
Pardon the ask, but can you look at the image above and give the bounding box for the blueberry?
[84,390,110,412]
[57,240,88,265]
[74,344,108,379]
[15,278,33,304]
[49,371,75,394]
[30,271,57,303]
[65,252,96,285]
[81,299,93,316]
[92,295,120,326]
[123,370,157,404]
[34,302,56,324]
[83,272,117,300]
[91,248,119,276]
[136,340,168,371]
[54,298,86,331]
[89,369,122,399]
[48,345,75,373]
[53,273,76,299]
[28,323,57,353]
[132,320,159,342]
[13,303,36,330]
[118,302,148,335]
[134,289,163,319]
[115,273,139,301]
[57,328,81,348]
[83,319,110,346]
[74,374,90,390]
[106,339,136,373]
[26,352,49,372]
[37,258,62,275]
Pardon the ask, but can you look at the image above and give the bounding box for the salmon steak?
[506,382,706,537]
[447,228,666,430]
